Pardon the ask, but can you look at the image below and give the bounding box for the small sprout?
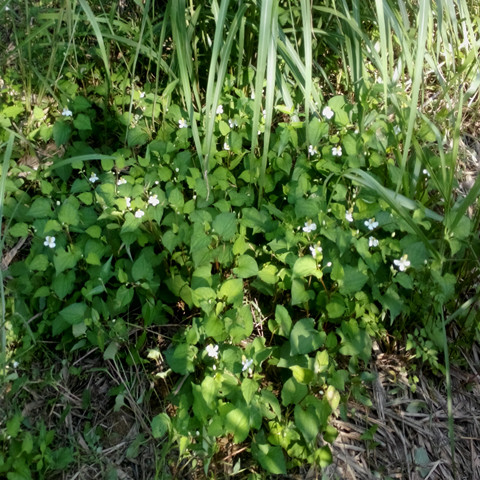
[44,236,56,249]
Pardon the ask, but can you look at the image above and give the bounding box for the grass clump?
[1,1,479,478]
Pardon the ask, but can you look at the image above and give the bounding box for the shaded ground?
[6,336,479,480]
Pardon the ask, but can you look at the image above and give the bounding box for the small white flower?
[135,209,145,218]
[322,106,334,120]
[326,262,332,267]
[332,146,342,157]
[423,169,430,177]
[309,244,323,258]
[125,197,131,208]
[178,118,188,129]
[44,236,56,248]
[61,107,72,117]
[139,91,145,98]
[393,254,411,272]
[228,118,238,128]
[393,125,401,135]
[242,358,254,372]
[89,172,99,183]
[364,218,378,231]
[345,211,353,222]
[262,109,266,119]
[308,145,317,155]
[148,194,160,206]
[223,142,230,151]
[216,105,224,114]
[117,178,127,185]
[206,344,219,359]
[302,221,317,233]
[368,236,379,247]
[12,361,19,369]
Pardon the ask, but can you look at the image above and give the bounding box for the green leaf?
[54,249,79,275]
[73,113,92,130]
[6,414,22,437]
[289,365,315,384]
[241,378,258,405]
[9,223,28,237]
[132,251,154,282]
[339,265,367,295]
[59,302,87,325]
[258,263,278,284]
[271,304,292,337]
[218,278,243,305]
[252,439,287,475]
[58,201,80,226]
[29,197,52,218]
[290,318,324,355]
[281,376,308,406]
[233,255,258,278]
[127,126,149,147]
[338,319,372,362]
[292,256,319,278]
[103,342,118,360]
[291,278,313,305]
[225,407,250,443]
[151,413,170,439]
[86,225,102,238]
[294,404,320,444]
[213,212,236,241]
[29,254,49,272]
[53,121,72,146]
[165,343,196,374]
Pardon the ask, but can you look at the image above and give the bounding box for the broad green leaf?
[103,342,118,360]
[213,212,236,241]
[59,302,87,325]
[291,278,313,305]
[9,223,28,237]
[281,376,308,406]
[339,265,367,295]
[241,378,258,405]
[29,254,49,272]
[58,202,80,226]
[294,404,320,444]
[338,319,372,362]
[218,278,243,305]
[165,343,196,375]
[225,407,249,443]
[233,255,258,278]
[272,304,292,337]
[29,197,52,218]
[73,113,92,130]
[289,365,315,384]
[290,318,324,355]
[293,256,319,278]
[53,121,72,146]
[151,413,170,439]
[54,249,79,275]
[252,439,287,475]
[258,263,278,284]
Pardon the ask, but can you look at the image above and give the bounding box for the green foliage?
[1,0,479,477]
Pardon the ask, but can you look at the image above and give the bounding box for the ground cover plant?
[1,0,480,478]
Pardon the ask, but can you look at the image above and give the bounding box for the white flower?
[44,236,56,248]
[393,254,411,271]
[12,361,19,369]
[332,146,342,157]
[228,118,238,128]
[61,107,72,117]
[364,218,378,231]
[393,125,401,135]
[135,209,145,218]
[89,172,99,183]
[117,178,127,185]
[148,194,160,206]
[309,244,323,258]
[139,91,145,98]
[322,106,334,120]
[368,236,379,247]
[302,221,317,233]
[262,109,266,119]
[423,169,430,177]
[206,344,219,359]
[125,197,131,208]
[345,211,353,222]
[326,262,332,267]
[308,145,317,155]
[223,142,230,151]
[216,105,224,114]
[178,118,188,129]
[242,358,253,372]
